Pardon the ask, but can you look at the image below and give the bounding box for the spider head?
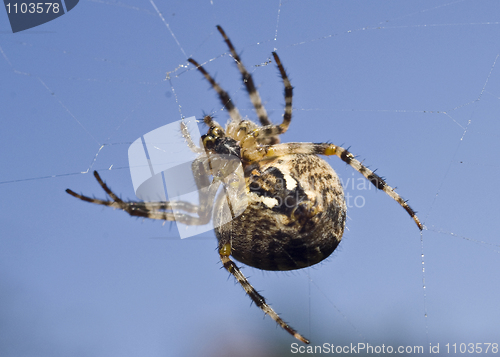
[202,126,240,158]
[202,126,242,181]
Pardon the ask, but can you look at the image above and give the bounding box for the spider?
[66,25,423,345]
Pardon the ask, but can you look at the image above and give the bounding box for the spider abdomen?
[215,154,346,271]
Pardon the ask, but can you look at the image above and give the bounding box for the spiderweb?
[1,1,499,356]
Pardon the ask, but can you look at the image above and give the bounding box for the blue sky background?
[1,1,500,356]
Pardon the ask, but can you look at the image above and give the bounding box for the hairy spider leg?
[272,51,293,135]
[180,120,204,154]
[237,52,293,151]
[191,28,293,147]
[188,57,243,128]
[66,169,221,226]
[216,25,272,129]
[219,242,310,344]
[259,142,423,230]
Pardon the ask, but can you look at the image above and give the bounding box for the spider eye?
[209,126,224,138]
[202,134,216,150]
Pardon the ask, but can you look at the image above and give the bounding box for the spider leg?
[180,119,204,154]
[257,142,423,230]
[272,52,293,135]
[234,53,291,150]
[216,25,272,129]
[66,189,199,213]
[66,187,206,224]
[218,242,310,344]
[217,27,294,146]
[66,170,222,226]
[202,114,223,131]
[188,57,243,128]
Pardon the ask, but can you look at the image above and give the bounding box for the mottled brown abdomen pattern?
[215,154,346,271]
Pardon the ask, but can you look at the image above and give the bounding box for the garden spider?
[66,25,423,344]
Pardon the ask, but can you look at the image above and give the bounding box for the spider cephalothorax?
[202,126,241,158]
[66,25,422,345]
